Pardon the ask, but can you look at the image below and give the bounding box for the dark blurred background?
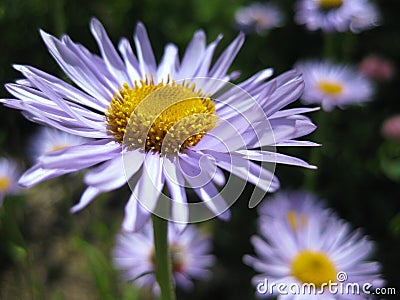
[1,0,400,299]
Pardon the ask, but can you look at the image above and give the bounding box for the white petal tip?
[69,206,79,214]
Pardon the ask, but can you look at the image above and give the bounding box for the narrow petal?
[13,64,107,112]
[39,140,120,170]
[179,155,231,220]
[134,22,157,77]
[163,158,188,230]
[70,186,101,213]
[40,30,113,102]
[118,38,141,84]
[90,18,130,84]
[122,186,151,232]
[236,150,316,169]
[157,44,179,81]
[178,30,206,79]
[208,33,245,79]
[84,150,144,192]
[18,164,74,188]
[194,34,223,77]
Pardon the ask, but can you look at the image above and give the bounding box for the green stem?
[304,32,337,190]
[152,215,176,300]
[323,33,336,60]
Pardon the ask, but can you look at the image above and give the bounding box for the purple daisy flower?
[244,191,385,299]
[235,2,284,35]
[296,60,373,111]
[295,0,380,33]
[30,127,88,161]
[113,223,215,294]
[1,19,317,231]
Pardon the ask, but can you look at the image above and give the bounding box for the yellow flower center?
[291,250,337,287]
[318,0,343,10]
[317,80,343,96]
[287,210,308,231]
[0,176,11,194]
[106,78,217,155]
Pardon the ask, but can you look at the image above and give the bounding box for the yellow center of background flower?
[287,211,308,231]
[319,0,343,10]
[0,176,11,194]
[317,80,343,96]
[149,243,186,273]
[106,78,217,155]
[170,243,186,273]
[291,250,337,287]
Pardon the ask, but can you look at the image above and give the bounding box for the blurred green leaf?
[379,140,400,181]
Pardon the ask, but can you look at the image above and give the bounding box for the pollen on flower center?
[0,176,11,193]
[291,250,337,287]
[106,77,217,155]
[318,0,343,10]
[317,80,344,96]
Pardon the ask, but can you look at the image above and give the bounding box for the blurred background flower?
[244,191,385,299]
[29,127,88,161]
[349,2,380,33]
[295,60,373,111]
[359,54,394,82]
[295,0,380,33]
[381,115,400,141]
[234,2,284,35]
[0,158,20,204]
[113,223,215,295]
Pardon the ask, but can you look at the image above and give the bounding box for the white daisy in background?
[1,18,317,231]
[244,192,385,299]
[295,0,380,33]
[235,2,284,35]
[113,223,215,294]
[296,60,373,111]
[30,127,88,161]
[0,158,20,204]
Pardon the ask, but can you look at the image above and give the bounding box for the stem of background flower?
[304,33,335,191]
[323,33,336,60]
[342,32,356,61]
[152,215,176,300]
